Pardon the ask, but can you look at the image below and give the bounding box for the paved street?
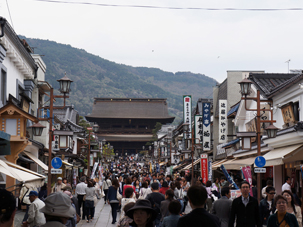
[14,199,192,227]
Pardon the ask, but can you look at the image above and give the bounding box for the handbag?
[101,190,105,198]
[117,190,122,201]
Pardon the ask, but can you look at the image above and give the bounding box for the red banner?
[201,154,208,184]
[242,166,253,196]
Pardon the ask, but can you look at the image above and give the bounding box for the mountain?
[20,36,218,124]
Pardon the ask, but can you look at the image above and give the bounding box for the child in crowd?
[117,202,135,227]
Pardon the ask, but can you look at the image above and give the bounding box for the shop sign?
[242,166,253,196]
[183,95,192,139]
[281,103,295,124]
[51,169,62,174]
[208,160,212,181]
[216,143,226,156]
[219,100,227,143]
[195,115,203,144]
[203,102,211,150]
[201,154,208,184]
[230,190,242,200]
[254,168,266,173]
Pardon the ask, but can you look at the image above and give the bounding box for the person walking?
[282,190,302,227]
[174,181,184,213]
[212,187,232,227]
[259,186,276,227]
[177,185,220,227]
[122,177,135,197]
[40,192,76,227]
[162,200,181,227]
[267,195,299,227]
[22,191,46,227]
[145,182,165,227]
[160,189,175,223]
[205,180,213,212]
[51,177,66,193]
[159,181,169,195]
[75,176,87,220]
[0,189,16,227]
[139,181,152,199]
[107,179,120,224]
[228,180,261,227]
[282,176,292,192]
[121,188,136,219]
[84,180,95,223]
[126,199,158,227]
[103,176,112,204]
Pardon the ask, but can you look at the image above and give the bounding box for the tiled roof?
[215,79,227,117]
[86,98,175,121]
[249,73,299,98]
[222,138,240,148]
[227,102,240,118]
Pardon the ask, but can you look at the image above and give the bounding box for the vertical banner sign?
[195,115,203,144]
[220,164,239,189]
[208,160,212,181]
[201,154,208,184]
[91,162,99,179]
[219,100,228,143]
[73,169,77,186]
[241,166,253,196]
[183,95,192,139]
[203,102,211,151]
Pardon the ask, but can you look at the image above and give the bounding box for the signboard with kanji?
[201,154,208,184]
[281,103,295,124]
[195,115,202,144]
[203,102,211,151]
[183,95,192,139]
[219,100,227,143]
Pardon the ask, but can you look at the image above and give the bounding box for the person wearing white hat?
[40,192,76,227]
[51,177,66,193]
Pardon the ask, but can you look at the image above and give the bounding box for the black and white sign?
[254,168,266,173]
[51,169,62,174]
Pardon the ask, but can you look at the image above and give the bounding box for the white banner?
[195,115,203,144]
[90,162,98,179]
[203,102,211,151]
[219,100,228,143]
[183,95,192,139]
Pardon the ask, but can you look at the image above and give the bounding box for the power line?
[5,0,14,28]
[34,0,303,11]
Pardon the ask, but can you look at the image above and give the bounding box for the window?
[6,119,17,135]
[139,125,148,129]
[293,102,300,122]
[60,135,67,147]
[0,69,6,107]
[112,125,122,128]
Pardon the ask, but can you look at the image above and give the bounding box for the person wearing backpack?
[145,182,165,227]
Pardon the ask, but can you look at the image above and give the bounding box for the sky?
[1,0,303,83]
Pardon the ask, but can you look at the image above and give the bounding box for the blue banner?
[220,164,239,189]
[301,166,303,179]
[208,160,212,181]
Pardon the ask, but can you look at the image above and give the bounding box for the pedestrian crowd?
[1,165,303,227]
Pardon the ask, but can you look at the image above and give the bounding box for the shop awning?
[261,144,303,167]
[212,159,228,170]
[182,159,200,170]
[23,151,48,171]
[62,160,73,166]
[0,159,45,185]
[173,162,188,170]
[221,157,256,170]
[158,162,166,166]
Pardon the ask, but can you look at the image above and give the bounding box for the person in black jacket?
[177,185,220,227]
[259,186,276,226]
[228,181,261,227]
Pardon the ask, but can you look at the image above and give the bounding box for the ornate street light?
[238,78,253,96]
[80,146,87,153]
[29,122,46,136]
[92,123,99,133]
[57,74,73,94]
[265,124,279,138]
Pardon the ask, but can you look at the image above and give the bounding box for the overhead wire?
[5,0,14,28]
[34,0,303,11]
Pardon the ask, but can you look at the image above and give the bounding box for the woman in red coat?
[159,181,169,195]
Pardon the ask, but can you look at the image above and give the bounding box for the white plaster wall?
[3,56,25,99]
[73,134,78,154]
[33,121,50,149]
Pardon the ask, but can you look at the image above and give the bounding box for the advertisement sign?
[220,164,239,189]
[230,190,242,200]
[201,154,208,184]
[91,162,99,179]
[219,100,227,143]
[203,102,211,151]
[241,166,253,196]
[195,115,203,144]
[183,95,192,139]
[208,160,212,181]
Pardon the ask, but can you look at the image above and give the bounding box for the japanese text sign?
[183,95,192,139]
[195,115,202,144]
[219,100,227,143]
[203,102,211,151]
[201,154,208,184]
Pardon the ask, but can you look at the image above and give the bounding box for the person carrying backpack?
[145,182,165,227]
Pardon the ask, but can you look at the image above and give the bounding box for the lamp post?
[38,74,73,195]
[238,78,279,202]
[81,124,99,177]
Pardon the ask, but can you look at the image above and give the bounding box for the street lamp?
[238,77,278,202]
[57,74,73,94]
[29,122,46,136]
[92,124,99,133]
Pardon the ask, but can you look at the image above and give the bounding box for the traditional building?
[86,98,175,155]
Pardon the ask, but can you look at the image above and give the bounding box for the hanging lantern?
[265,124,279,138]
[238,78,253,96]
[29,122,46,136]
[57,74,73,94]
